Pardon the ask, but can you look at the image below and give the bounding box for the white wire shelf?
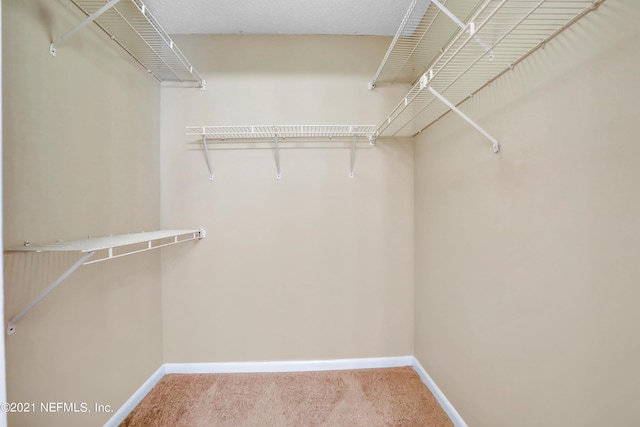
[52,0,204,88]
[370,0,486,88]
[187,125,377,142]
[6,229,204,258]
[187,125,377,180]
[377,0,601,138]
[5,229,205,335]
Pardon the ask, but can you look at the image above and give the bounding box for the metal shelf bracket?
[427,85,499,153]
[431,0,465,29]
[274,127,282,179]
[7,251,95,335]
[431,0,492,53]
[202,135,214,180]
[349,132,357,178]
[50,0,122,57]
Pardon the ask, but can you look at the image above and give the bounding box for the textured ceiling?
[142,0,412,35]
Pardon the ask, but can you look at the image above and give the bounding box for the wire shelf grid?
[377,0,598,137]
[187,125,378,142]
[68,0,204,86]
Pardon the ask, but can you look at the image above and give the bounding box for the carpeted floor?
[120,366,454,426]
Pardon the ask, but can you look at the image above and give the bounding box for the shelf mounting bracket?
[7,251,95,335]
[427,86,499,153]
[350,136,357,178]
[431,0,493,54]
[349,126,359,178]
[50,0,122,56]
[431,0,465,29]
[273,127,282,179]
[202,135,214,180]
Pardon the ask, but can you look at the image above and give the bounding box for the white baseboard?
[106,355,466,427]
[103,365,166,427]
[411,356,468,427]
[164,355,414,374]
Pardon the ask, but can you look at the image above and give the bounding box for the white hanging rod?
[377,0,601,139]
[5,229,205,335]
[52,0,205,88]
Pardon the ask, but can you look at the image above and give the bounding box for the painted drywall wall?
[160,35,414,362]
[3,0,162,425]
[413,0,640,426]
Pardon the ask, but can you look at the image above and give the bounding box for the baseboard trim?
[411,356,468,427]
[103,365,165,427]
[164,356,414,374]
[106,355,466,427]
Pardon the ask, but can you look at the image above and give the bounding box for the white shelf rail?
[377,0,602,144]
[52,0,205,88]
[187,125,377,179]
[4,229,205,335]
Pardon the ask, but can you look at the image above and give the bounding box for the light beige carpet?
[120,367,454,426]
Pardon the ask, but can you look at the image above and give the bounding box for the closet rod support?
[7,251,95,335]
[50,0,122,56]
[427,86,499,153]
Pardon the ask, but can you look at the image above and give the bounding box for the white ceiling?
[142,0,412,36]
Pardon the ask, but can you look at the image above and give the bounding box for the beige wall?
[413,1,640,426]
[160,35,415,362]
[3,0,162,425]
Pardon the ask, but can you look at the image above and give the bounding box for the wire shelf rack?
[377,0,600,138]
[55,0,204,87]
[370,0,486,88]
[6,229,204,257]
[187,125,378,180]
[187,125,377,142]
[5,229,205,335]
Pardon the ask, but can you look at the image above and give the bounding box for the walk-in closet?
[3,0,639,425]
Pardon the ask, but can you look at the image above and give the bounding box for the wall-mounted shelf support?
[202,135,214,180]
[431,0,492,53]
[274,127,282,179]
[431,0,463,29]
[349,134,357,178]
[6,252,95,335]
[50,0,121,57]
[5,229,205,335]
[427,86,499,153]
[52,0,204,87]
